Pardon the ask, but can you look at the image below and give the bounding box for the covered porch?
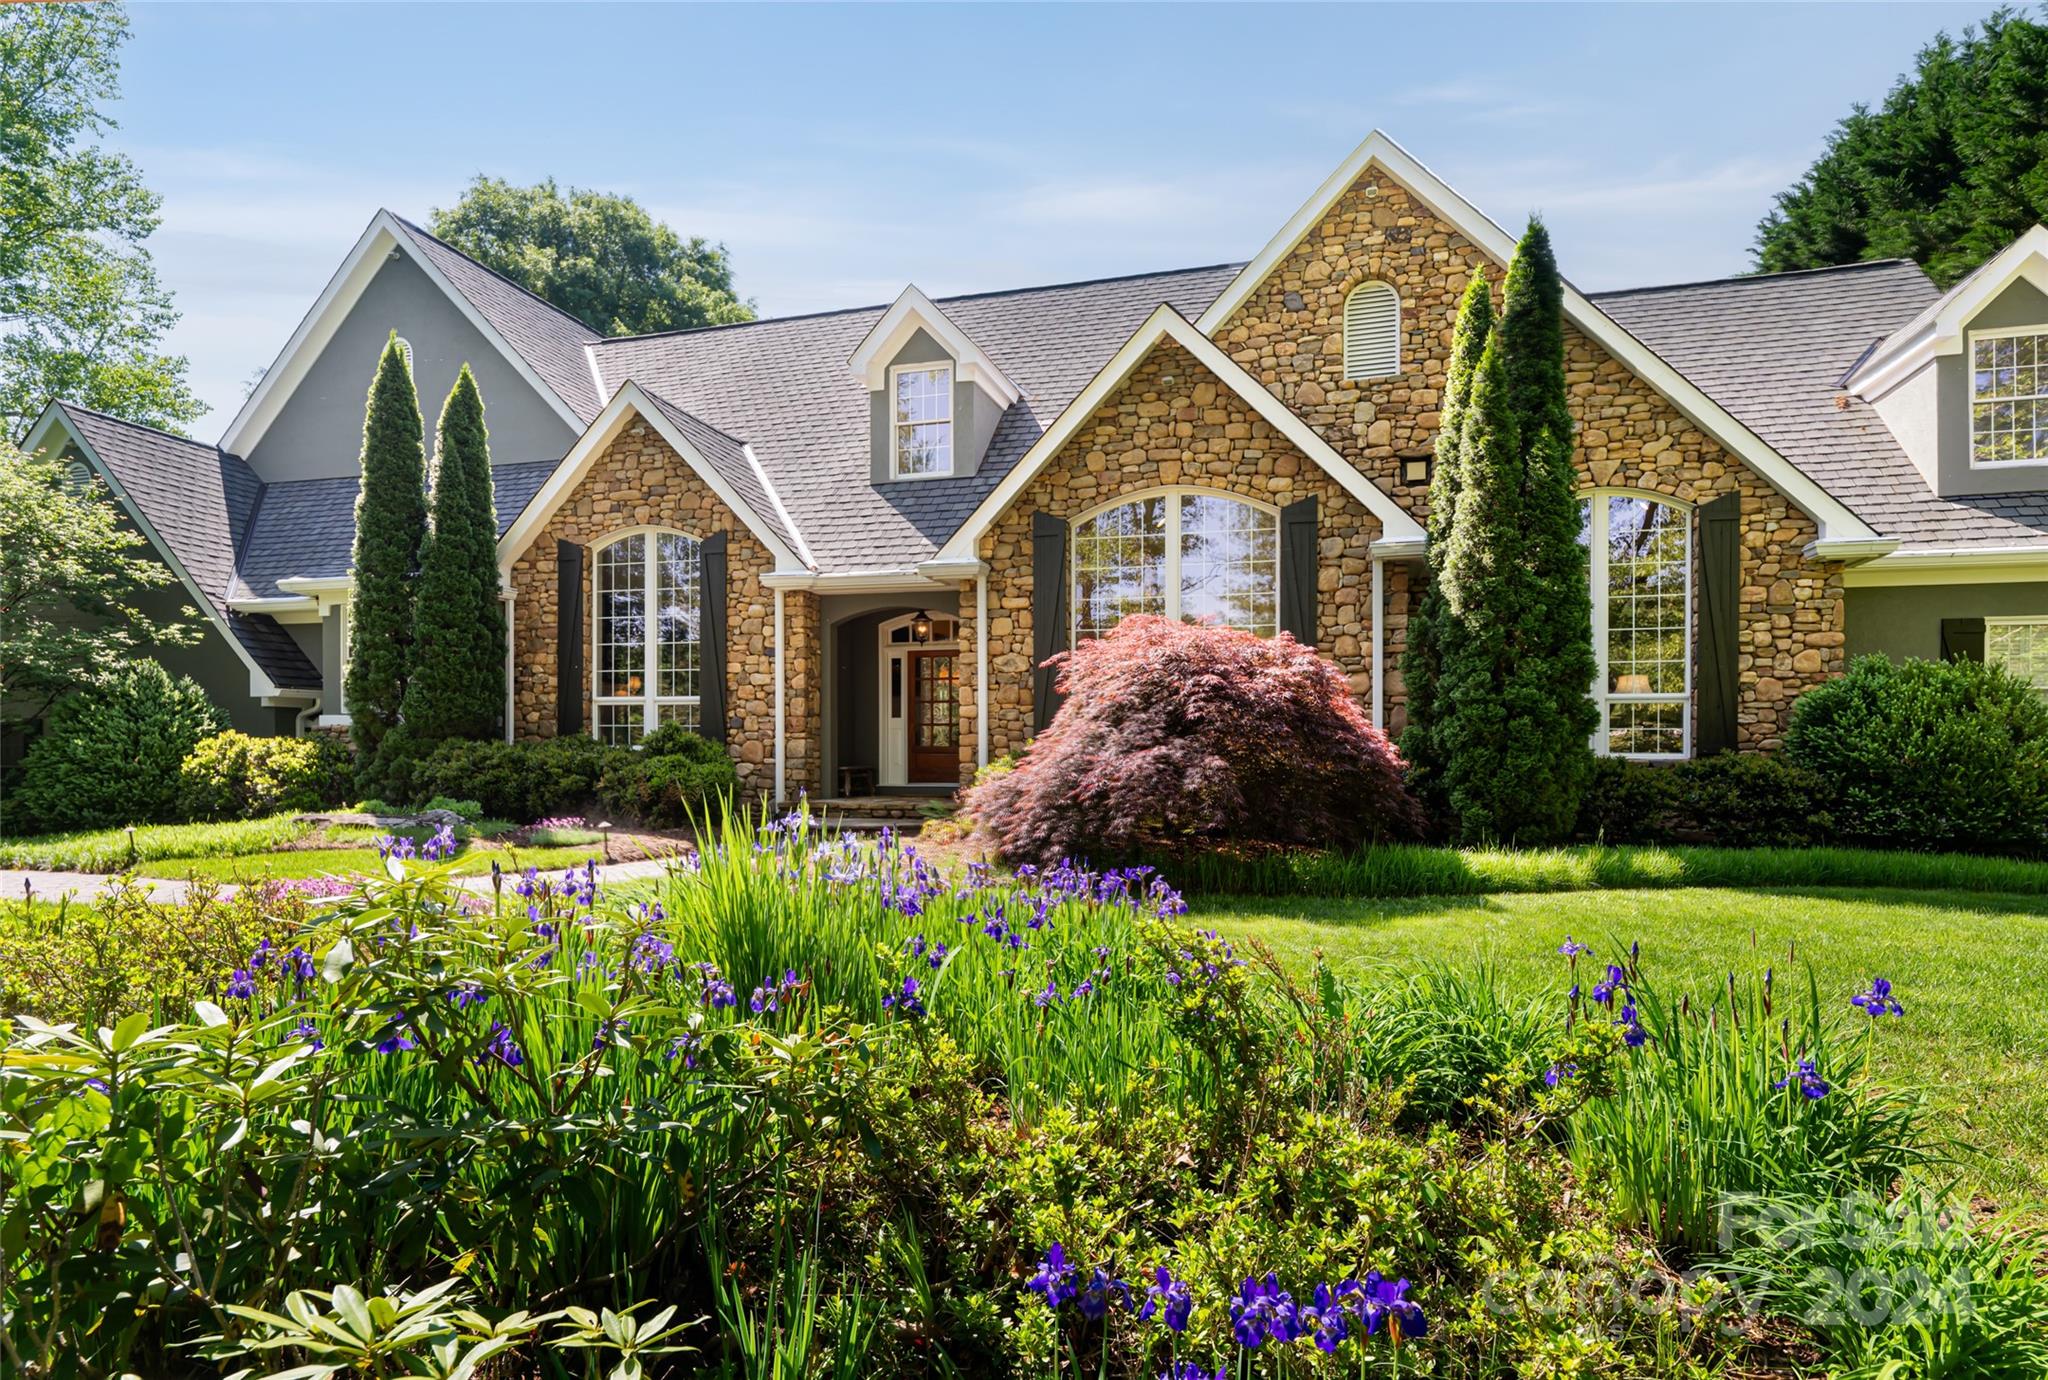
[818,590,969,803]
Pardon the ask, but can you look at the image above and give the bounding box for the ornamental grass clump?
[965,616,1423,863]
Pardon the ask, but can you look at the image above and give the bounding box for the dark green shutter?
[1695,493,1741,756]
[556,540,584,737]
[699,532,728,744]
[1031,511,1070,733]
[1941,617,1986,664]
[1279,495,1318,646]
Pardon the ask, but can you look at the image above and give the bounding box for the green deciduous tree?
[400,366,506,742]
[0,440,200,729]
[346,335,428,773]
[1432,220,1597,844]
[1753,8,2048,287]
[1400,272,1493,820]
[428,176,754,336]
[0,3,200,433]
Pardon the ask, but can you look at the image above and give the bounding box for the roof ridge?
[1592,258,1925,299]
[592,261,1248,348]
[387,211,605,341]
[58,400,221,450]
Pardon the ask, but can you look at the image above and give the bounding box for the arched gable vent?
[1342,282,1401,380]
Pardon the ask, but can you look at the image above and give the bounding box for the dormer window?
[892,363,953,477]
[1972,328,2048,466]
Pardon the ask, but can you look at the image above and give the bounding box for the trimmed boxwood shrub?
[599,722,738,828]
[11,662,224,833]
[966,616,1422,862]
[178,731,353,821]
[411,735,632,822]
[1576,753,1831,849]
[1784,654,2048,856]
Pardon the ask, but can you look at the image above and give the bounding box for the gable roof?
[589,263,1244,573]
[935,305,1426,563]
[28,403,320,693]
[847,284,1023,406]
[498,381,809,572]
[1842,224,2048,398]
[1195,130,1888,554]
[220,210,602,458]
[1596,258,2048,553]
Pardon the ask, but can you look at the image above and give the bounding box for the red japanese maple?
[966,616,1422,862]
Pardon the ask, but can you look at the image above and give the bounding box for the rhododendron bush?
[967,616,1422,860]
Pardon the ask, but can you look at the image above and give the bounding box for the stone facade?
[1210,172,1845,749]
[966,337,1385,780]
[504,417,819,798]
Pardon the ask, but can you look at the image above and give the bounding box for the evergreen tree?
[1434,326,1525,843]
[1497,218,1598,839]
[1400,272,1493,818]
[401,366,506,741]
[345,333,427,771]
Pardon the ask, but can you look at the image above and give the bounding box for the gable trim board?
[934,305,1427,563]
[1194,130,1887,557]
[23,403,310,701]
[1844,546,2048,588]
[220,211,593,459]
[848,285,1024,407]
[497,381,811,576]
[1845,225,2048,400]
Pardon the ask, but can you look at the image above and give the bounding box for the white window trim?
[889,361,955,480]
[1967,325,2048,469]
[1342,281,1402,381]
[1583,489,1693,761]
[590,526,702,745]
[1985,615,2048,691]
[1068,486,1282,644]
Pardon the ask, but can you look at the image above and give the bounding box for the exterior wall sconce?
[1400,454,1432,485]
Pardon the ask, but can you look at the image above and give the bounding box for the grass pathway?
[1196,885,2048,1211]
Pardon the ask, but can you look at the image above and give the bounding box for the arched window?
[593,529,702,745]
[1580,493,1691,758]
[1072,490,1278,641]
[1342,282,1401,380]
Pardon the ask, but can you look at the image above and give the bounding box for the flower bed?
[5,810,2041,1378]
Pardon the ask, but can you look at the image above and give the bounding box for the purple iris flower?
[1616,1001,1647,1047]
[1139,1267,1193,1332]
[224,968,256,1001]
[1157,1365,1225,1380]
[1775,1057,1830,1099]
[1558,936,1590,958]
[882,975,926,1018]
[1591,964,1626,1006]
[479,1021,525,1068]
[1349,1271,1427,1340]
[1544,1063,1578,1087]
[1850,977,1904,1018]
[374,1021,416,1053]
[421,823,459,862]
[1305,1282,1349,1353]
[1027,1244,1079,1307]
[1076,1268,1130,1320]
[292,1019,323,1051]
[1230,1273,1297,1348]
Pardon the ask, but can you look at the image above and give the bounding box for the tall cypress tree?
[345,333,427,770]
[1497,218,1598,838]
[1400,272,1493,818]
[1434,325,1525,843]
[401,365,506,741]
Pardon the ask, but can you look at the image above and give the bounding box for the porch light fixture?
[1400,454,1432,485]
[909,609,933,644]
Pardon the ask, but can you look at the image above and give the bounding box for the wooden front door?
[906,650,959,782]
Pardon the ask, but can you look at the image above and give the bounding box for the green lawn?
[139,841,620,883]
[1197,885,2048,1212]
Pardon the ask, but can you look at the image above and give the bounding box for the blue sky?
[116,1,2002,431]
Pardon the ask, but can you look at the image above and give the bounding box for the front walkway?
[0,857,681,908]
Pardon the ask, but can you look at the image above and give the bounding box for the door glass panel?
[915,654,957,749]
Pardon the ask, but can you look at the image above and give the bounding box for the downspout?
[294,703,320,738]
[773,587,787,806]
[975,572,989,770]
[1370,555,1386,730]
[502,589,516,743]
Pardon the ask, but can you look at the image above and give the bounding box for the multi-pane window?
[892,364,953,476]
[1988,618,2048,693]
[1072,490,1278,641]
[593,530,701,745]
[1580,494,1690,758]
[1971,330,2048,465]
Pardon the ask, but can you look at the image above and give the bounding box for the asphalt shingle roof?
[232,459,561,600]
[590,264,1244,572]
[1593,261,2048,550]
[637,390,805,560]
[57,404,320,689]
[389,215,607,424]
